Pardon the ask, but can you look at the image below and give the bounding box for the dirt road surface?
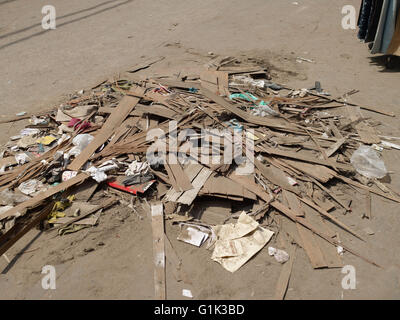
[1,0,400,299]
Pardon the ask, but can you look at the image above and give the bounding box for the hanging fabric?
[387,9,400,55]
[365,0,384,42]
[371,0,400,54]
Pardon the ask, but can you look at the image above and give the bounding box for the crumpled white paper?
[15,153,31,165]
[18,179,44,196]
[86,160,119,183]
[268,247,290,263]
[125,160,150,176]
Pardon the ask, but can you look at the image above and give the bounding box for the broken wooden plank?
[274,245,296,300]
[356,122,381,144]
[0,202,53,257]
[164,161,181,191]
[310,177,351,211]
[347,105,380,144]
[260,146,353,172]
[270,201,381,268]
[365,191,372,219]
[336,174,400,203]
[282,191,327,268]
[218,66,264,74]
[281,159,336,183]
[0,173,88,221]
[68,87,145,171]
[229,173,273,202]
[200,176,257,200]
[303,89,396,117]
[326,137,346,158]
[166,154,193,192]
[55,197,117,231]
[296,221,328,269]
[151,203,166,300]
[300,204,342,268]
[200,86,299,131]
[255,159,299,194]
[177,166,212,205]
[283,191,304,217]
[127,56,165,73]
[298,197,364,241]
[165,163,203,202]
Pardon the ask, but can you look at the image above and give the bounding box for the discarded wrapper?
[177,225,210,247]
[268,247,290,264]
[62,171,78,182]
[18,179,44,196]
[182,289,193,298]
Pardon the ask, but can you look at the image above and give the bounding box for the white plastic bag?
[18,179,44,195]
[86,160,119,183]
[68,134,94,157]
[350,145,387,179]
[268,247,290,263]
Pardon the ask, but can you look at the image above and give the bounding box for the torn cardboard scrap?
[211,212,274,272]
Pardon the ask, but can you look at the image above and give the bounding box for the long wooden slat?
[200,86,299,131]
[274,245,296,300]
[298,197,364,241]
[270,201,381,268]
[260,146,353,171]
[0,203,53,257]
[151,203,166,300]
[68,87,145,171]
[283,191,327,269]
[0,173,88,221]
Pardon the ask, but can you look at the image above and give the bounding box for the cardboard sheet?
[211,212,274,272]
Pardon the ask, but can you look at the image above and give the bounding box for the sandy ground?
[1,0,400,300]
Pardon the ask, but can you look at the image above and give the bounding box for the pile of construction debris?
[0,56,399,299]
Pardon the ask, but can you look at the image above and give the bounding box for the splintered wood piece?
[365,191,372,219]
[336,174,400,203]
[68,86,145,171]
[326,137,346,158]
[311,178,351,211]
[296,222,328,269]
[270,201,381,268]
[299,205,342,268]
[346,105,380,144]
[260,146,353,171]
[177,167,212,205]
[166,154,193,192]
[229,173,273,202]
[0,203,54,257]
[274,245,296,300]
[0,173,88,221]
[151,203,166,300]
[281,159,336,183]
[200,86,299,131]
[255,159,298,194]
[299,197,365,241]
[282,191,327,268]
[165,164,212,205]
[283,191,304,217]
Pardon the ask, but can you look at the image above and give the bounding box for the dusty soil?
[1,0,400,300]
